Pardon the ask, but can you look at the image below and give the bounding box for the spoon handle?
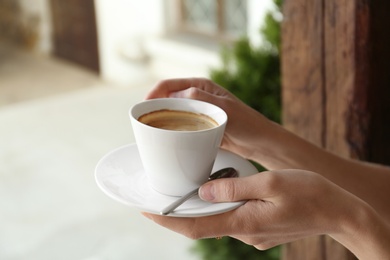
[160,188,199,215]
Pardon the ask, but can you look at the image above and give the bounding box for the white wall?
[94,0,274,86]
[95,0,165,85]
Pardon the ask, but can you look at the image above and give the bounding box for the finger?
[232,232,296,251]
[145,78,202,99]
[199,173,262,202]
[199,172,277,203]
[170,86,227,106]
[230,235,269,249]
[142,212,237,239]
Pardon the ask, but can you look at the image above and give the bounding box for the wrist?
[245,119,304,169]
[224,105,276,161]
[330,199,390,259]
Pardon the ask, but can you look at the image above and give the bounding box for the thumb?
[199,176,257,203]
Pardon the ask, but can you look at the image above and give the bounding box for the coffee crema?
[138,109,218,131]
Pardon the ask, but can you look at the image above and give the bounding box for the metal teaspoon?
[160,167,239,215]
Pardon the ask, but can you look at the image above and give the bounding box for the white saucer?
[95,143,258,217]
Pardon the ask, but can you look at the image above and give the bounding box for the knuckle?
[254,244,270,251]
[192,77,210,84]
[187,87,199,98]
[240,236,275,251]
[254,242,277,251]
[219,180,238,201]
[155,79,169,87]
[185,219,205,240]
[262,171,282,194]
[186,230,201,240]
[239,236,272,251]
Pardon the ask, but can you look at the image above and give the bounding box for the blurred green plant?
[192,0,283,259]
[209,0,282,123]
[192,236,280,260]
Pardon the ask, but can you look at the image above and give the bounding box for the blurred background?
[0,0,276,259]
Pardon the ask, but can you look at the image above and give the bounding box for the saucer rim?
[95,143,258,217]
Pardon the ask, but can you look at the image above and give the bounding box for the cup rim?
[130,98,227,133]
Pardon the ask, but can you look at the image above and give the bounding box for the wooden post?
[50,0,100,72]
[281,0,390,258]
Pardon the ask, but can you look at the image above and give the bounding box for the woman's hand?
[146,78,275,160]
[143,78,390,258]
[144,169,390,258]
[143,169,362,250]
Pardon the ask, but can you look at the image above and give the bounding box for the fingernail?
[199,184,215,201]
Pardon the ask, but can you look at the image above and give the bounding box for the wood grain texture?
[281,0,328,257]
[323,0,356,158]
[281,0,372,258]
[50,0,100,72]
[281,0,325,146]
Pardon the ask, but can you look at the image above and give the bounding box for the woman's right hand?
[143,168,390,259]
[146,78,275,159]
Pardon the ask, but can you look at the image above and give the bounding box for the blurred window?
[179,0,248,41]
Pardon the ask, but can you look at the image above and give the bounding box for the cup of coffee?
[130,98,227,196]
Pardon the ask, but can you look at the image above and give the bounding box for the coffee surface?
[138,109,218,131]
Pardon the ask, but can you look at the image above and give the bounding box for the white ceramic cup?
[130,98,227,196]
